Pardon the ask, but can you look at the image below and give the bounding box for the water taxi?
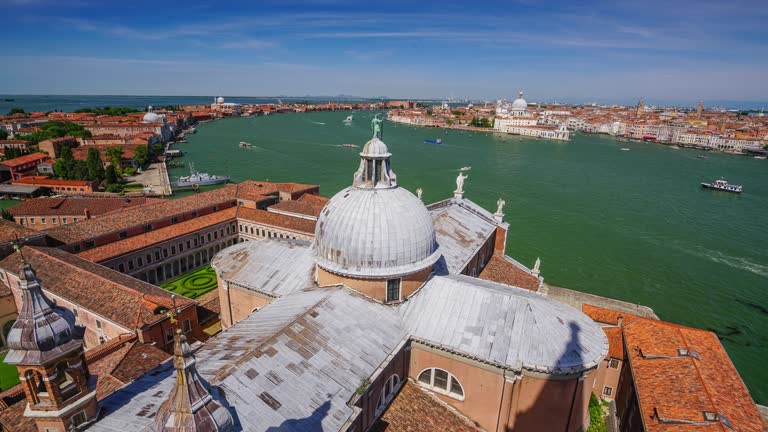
[701,179,742,193]
[343,115,353,123]
[239,141,253,148]
[424,139,443,145]
[621,148,630,151]
[460,166,471,171]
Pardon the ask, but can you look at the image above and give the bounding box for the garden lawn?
[160,265,218,299]
[0,353,20,391]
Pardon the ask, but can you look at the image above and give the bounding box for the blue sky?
[1,0,766,105]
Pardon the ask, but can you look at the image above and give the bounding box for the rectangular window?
[171,246,176,255]
[155,251,161,260]
[118,263,125,272]
[146,254,151,263]
[30,218,35,224]
[73,245,81,252]
[433,369,449,390]
[603,386,613,396]
[72,411,87,427]
[85,240,95,249]
[62,217,67,224]
[165,327,174,342]
[18,218,24,225]
[386,278,401,303]
[609,358,620,369]
[138,257,143,266]
[192,211,197,217]
[95,319,102,330]
[171,217,178,224]
[163,248,168,258]
[145,224,153,232]
[119,231,127,239]
[186,240,191,249]
[207,233,211,242]
[179,243,184,252]
[41,218,46,224]
[128,261,134,270]
[183,319,192,333]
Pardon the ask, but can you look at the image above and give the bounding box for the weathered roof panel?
[429,198,499,273]
[399,274,608,374]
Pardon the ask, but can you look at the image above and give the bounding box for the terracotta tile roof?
[44,186,238,244]
[0,219,44,244]
[236,206,316,234]
[77,207,238,262]
[478,255,541,291]
[0,152,48,168]
[9,197,160,217]
[268,193,329,218]
[603,326,625,360]
[235,180,318,202]
[0,140,28,145]
[13,176,92,187]
[582,303,642,326]
[0,246,195,329]
[370,380,481,432]
[623,318,766,431]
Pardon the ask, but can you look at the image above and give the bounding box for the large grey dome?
[511,91,528,110]
[314,186,440,278]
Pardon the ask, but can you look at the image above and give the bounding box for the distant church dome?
[216,96,225,104]
[313,133,440,279]
[511,91,528,110]
[143,105,163,123]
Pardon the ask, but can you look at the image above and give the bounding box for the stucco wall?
[316,266,432,303]
[218,280,273,328]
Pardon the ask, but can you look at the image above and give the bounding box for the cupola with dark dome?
[313,114,440,303]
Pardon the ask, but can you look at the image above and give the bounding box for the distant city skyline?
[1,0,766,104]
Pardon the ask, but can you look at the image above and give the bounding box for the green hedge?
[160,266,217,299]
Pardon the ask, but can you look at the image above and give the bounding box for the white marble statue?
[496,198,506,215]
[532,257,541,275]
[416,188,423,200]
[455,172,468,193]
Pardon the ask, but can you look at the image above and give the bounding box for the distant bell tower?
[4,260,99,431]
[696,100,704,119]
[636,98,644,116]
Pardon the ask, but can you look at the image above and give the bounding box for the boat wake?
[311,121,326,125]
[698,248,768,279]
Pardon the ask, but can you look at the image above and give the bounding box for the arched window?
[416,368,464,400]
[25,370,46,404]
[376,374,400,415]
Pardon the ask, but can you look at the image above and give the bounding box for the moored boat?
[176,163,230,187]
[701,178,742,193]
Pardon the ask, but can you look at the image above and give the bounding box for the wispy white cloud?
[220,39,275,50]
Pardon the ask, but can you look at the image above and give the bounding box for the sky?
[0,0,766,105]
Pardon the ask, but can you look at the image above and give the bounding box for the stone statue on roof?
[455,172,468,194]
[371,114,384,139]
[416,188,423,201]
[496,198,505,215]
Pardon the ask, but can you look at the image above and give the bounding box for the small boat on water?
[176,163,230,188]
[621,148,630,151]
[754,156,767,160]
[187,127,197,134]
[239,141,253,148]
[697,155,708,159]
[343,115,353,123]
[460,166,471,171]
[424,139,443,145]
[701,178,742,193]
[671,146,681,150]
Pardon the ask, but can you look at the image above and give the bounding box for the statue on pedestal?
[455,172,468,194]
[371,114,384,139]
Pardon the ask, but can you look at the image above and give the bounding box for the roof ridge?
[677,326,725,429]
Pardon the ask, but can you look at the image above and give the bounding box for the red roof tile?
[9,197,160,217]
[13,176,92,187]
[582,304,642,326]
[0,246,195,329]
[603,327,624,360]
[623,318,766,431]
[478,255,541,291]
[0,219,44,245]
[371,380,481,432]
[77,207,238,262]
[237,206,316,234]
[0,153,48,168]
[269,193,328,218]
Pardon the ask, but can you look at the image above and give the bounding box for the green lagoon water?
[174,112,768,403]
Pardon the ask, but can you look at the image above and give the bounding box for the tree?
[133,145,149,167]
[0,209,13,222]
[105,164,119,185]
[53,146,76,180]
[0,129,7,140]
[7,107,25,116]
[152,143,164,155]
[86,147,105,183]
[105,146,124,168]
[72,160,89,181]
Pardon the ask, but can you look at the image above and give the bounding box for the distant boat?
[187,127,197,134]
[621,148,630,151]
[239,141,253,148]
[754,156,766,160]
[671,146,681,150]
[3,98,14,102]
[424,139,443,145]
[343,115,353,123]
[701,178,742,193]
[176,163,230,187]
[697,155,708,159]
[460,166,471,171]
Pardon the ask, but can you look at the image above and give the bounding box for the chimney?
[84,208,91,219]
[617,316,624,327]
